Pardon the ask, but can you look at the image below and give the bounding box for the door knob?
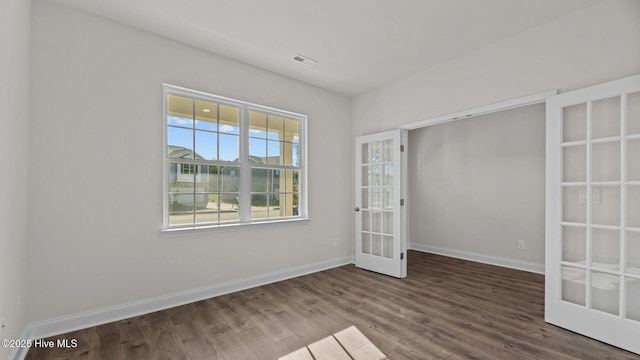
[354,207,360,212]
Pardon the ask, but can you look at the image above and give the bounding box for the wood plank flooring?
[26,251,640,359]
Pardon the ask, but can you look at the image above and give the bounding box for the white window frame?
[162,84,308,233]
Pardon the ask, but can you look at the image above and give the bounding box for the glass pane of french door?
[360,139,394,259]
[560,95,634,314]
[549,77,640,355]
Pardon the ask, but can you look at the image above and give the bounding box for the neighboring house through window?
[163,84,307,230]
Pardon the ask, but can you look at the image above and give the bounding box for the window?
[163,84,306,230]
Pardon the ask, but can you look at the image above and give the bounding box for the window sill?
[161,217,310,237]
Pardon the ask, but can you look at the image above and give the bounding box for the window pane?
[383,139,393,162]
[383,236,393,259]
[563,186,586,223]
[195,100,217,131]
[283,143,300,167]
[371,141,382,163]
[168,127,193,158]
[628,91,640,135]
[361,143,369,163]
[269,169,281,193]
[219,134,239,162]
[249,138,267,162]
[362,210,371,231]
[372,234,382,256]
[629,186,640,228]
[285,170,298,192]
[284,142,293,166]
[383,187,393,209]
[167,116,193,128]
[292,143,300,167]
[195,193,217,224]
[383,211,393,235]
[626,277,640,321]
[562,266,586,306]
[562,226,586,263]
[251,168,268,192]
[268,141,282,164]
[220,193,240,222]
[169,164,194,192]
[592,96,620,139]
[362,233,371,254]
[203,165,219,192]
[251,194,268,220]
[362,166,370,187]
[169,194,194,225]
[628,139,640,181]
[362,189,369,209]
[592,186,620,226]
[219,104,239,134]
[249,111,267,138]
[371,188,381,209]
[219,166,240,193]
[592,141,620,182]
[287,170,300,189]
[591,229,620,271]
[562,145,586,182]
[371,165,382,186]
[268,115,284,140]
[285,193,299,216]
[195,130,217,160]
[285,118,299,143]
[628,231,640,275]
[563,103,586,142]
[383,164,393,186]
[167,95,193,127]
[269,194,282,218]
[372,212,381,233]
[591,271,619,315]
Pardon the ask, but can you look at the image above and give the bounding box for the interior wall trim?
[400,90,557,130]
[410,243,544,274]
[11,256,354,360]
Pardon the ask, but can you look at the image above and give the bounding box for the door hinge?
[400,199,405,206]
[400,144,405,152]
[401,253,404,260]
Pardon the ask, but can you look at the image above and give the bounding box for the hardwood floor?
[26,251,639,359]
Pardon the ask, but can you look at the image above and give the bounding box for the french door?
[546,75,640,354]
[355,130,406,278]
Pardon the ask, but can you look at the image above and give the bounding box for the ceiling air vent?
[293,54,317,66]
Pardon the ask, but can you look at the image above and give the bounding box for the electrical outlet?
[517,241,525,250]
[332,238,338,248]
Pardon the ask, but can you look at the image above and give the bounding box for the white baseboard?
[11,256,353,360]
[410,243,545,274]
[7,327,31,360]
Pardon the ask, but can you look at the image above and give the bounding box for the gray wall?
[353,0,640,265]
[0,0,30,358]
[28,0,352,323]
[408,104,545,264]
[352,0,640,136]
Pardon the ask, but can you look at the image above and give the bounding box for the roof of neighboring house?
[248,155,281,165]
[167,145,205,160]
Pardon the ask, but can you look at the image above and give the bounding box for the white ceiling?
[49,0,602,97]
